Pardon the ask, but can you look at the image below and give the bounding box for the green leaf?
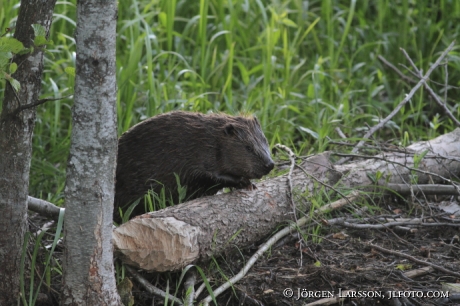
[298,126,319,139]
[396,264,411,271]
[18,47,32,55]
[366,172,376,183]
[65,66,75,77]
[0,37,25,53]
[414,149,429,168]
[0,52,11,67]
[158,12,167,28]
[281,18,297,28]
[34,36,48,47]
[9,62,17,74]
[375,170,383,181]
[44,48,55,59]
[31,24,46,38]
[287,105,301,114]
[8,77,21,91]
[235,60,249,85]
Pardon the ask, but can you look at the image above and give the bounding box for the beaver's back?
[114,111,274,222]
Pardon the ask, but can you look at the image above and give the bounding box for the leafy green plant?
[0,31,26,91]
[0,24,52,91]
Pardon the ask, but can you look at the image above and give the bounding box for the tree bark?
[61,0,121,304]
[113,128,460,272]
[0,0,56,304]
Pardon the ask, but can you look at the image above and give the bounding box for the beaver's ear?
[224,123,236,136]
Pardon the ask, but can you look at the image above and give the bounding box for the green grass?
[0,0,459,201]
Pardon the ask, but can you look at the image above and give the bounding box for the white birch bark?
[61,0,121,304]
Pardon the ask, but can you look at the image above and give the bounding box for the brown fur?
[114,111,274,222]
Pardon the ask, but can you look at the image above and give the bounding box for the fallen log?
[113,128,460,272]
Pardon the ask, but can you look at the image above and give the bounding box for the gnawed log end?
[113,217,201,272]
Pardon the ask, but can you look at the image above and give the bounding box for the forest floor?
[32,195,460,306]
[207,197,460,306]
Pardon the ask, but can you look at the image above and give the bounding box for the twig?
[183,270,196,306]
[397,62,460,89]
[379,48,460,128]
[327,217,460,229]
[368,242,460,279]
[337,41,456,165]
[399,48,420,73]
[335,216,458,223]
[444,61,448,108]
[377,55,417,84]
[383,183,460,196]
[335,150,460,162]
[296,163,353,206]
[125,265,183,305]
[423,82,460,127]
[194,282,207,300]
[274,144,304,266]
[335,127,347,139]
[274,144,298,220]
[403,266,434,279]
[27,196,62,221]
[200,191,360,305]
[303,290,354,306]
[333,152,460,189]
[399,47,460,127]
[12,94,73,116]
[330,137,460,161]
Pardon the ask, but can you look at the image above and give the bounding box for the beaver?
[114,111,274,222]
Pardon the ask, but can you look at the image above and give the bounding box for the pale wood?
[403,266,434,279]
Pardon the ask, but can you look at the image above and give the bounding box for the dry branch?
[399,47,460,127]
[384,183,460,195]
[379,50,460,128]
[124,265,183,305]
[403,266,434,279]
[113,128,460,272]
[303,290,355,306]
[337,41,456,165]
[27,196,62,220]
[334,129,460,188]
[327,217,460,229]
[183,270,196,306]
[367,243,460,278]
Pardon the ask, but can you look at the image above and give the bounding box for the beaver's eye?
[245,145,253,152]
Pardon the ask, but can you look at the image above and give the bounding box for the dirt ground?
[32,195,460,306]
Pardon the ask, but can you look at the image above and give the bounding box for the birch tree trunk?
[0,1,56,304]
[61,0,121,304]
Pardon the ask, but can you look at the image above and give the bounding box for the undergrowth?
[0,0,459,209]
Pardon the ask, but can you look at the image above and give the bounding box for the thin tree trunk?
[61,0,121,304]
[0,0,56,304]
